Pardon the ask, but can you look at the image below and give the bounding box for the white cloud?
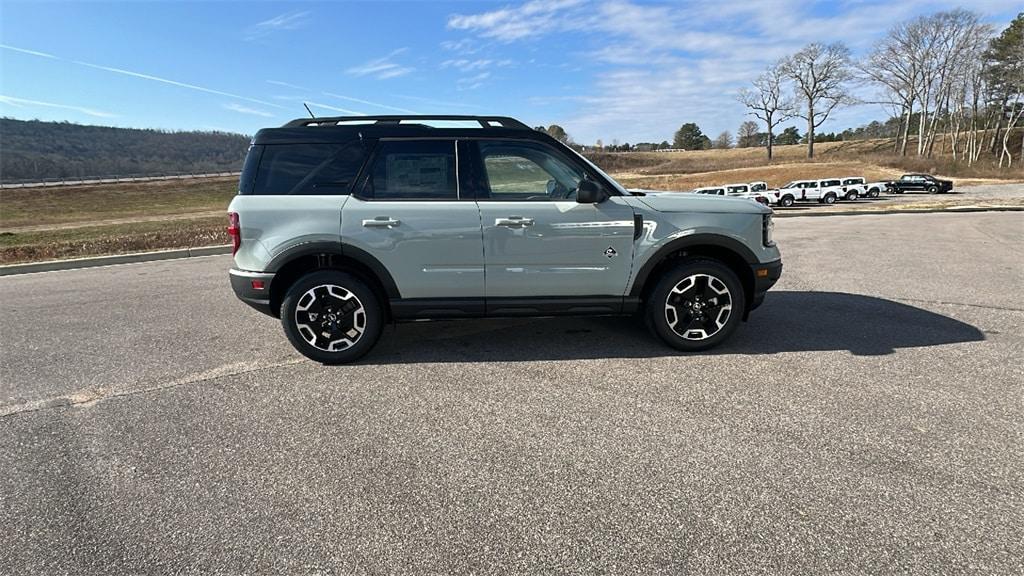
[457,72,491,91]
[306,101,365,116]
[223,102,274,117]
[441,58,513,72]
[347,49,414,80]
[245,11,310,40]
[394,94,484,110]
[266,80,310,91]
[322,92,420,114]
[0,94,116,118]
[69,60,287,109]
[0,44,57,59]
[448,0,585,41]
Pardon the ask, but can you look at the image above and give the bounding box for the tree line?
[0,118,251,182]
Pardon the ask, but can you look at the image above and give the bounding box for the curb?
[0,245,232,276]
[774,205,1024,218]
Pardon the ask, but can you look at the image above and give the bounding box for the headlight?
[762,213,775,247]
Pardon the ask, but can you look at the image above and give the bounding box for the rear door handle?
[495,216,534,227]
[362,217,401,228]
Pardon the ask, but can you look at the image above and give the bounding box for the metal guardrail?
[0,172,241,189]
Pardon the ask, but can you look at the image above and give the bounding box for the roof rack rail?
[283,115,531,130]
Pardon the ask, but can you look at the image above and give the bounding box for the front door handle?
[362,217,401,228]
[495,216,535,227]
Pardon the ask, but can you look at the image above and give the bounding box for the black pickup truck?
[887,174,954,194]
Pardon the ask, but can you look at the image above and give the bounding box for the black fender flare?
[629,234,758,297]
[266,241,401,299]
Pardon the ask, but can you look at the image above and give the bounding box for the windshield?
[781,181,800,188]
[696,189,721,195]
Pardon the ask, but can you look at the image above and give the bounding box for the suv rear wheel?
[647,259,746,352]
[281,270,383,364]
[779,195,795,207]
[821,193,837,204]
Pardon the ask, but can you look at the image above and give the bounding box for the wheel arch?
[630,235,756,317]
[266,242,400,318]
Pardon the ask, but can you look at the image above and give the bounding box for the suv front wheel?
[647,259,746,352]
[281,270,384,364]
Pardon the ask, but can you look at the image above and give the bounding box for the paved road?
[1,212,1022,575]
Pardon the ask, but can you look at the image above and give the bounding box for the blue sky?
[1,0,1020,144]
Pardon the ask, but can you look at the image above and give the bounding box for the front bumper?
[229,268,276,316]
[749,259,782,312]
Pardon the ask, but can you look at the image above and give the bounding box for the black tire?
[845,191,859,201]
[868,188,880,198]
[646,259,746,352]
[823,193,837,204]
[928,185,939,194]
[280,270,384,364]
[780,195,795,207]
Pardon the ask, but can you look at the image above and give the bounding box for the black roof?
[255,115,545,145]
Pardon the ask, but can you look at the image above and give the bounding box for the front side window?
[363,140,457,200]
[477,141,586,201]
[252,143,365,195]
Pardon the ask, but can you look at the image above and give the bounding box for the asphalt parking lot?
[1,212,1022,575]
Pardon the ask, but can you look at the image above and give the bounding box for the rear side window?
[238,144,262,194]
[250,143,366,195]
[362,140,457,200]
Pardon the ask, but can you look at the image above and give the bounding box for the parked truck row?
[689,173,953,207]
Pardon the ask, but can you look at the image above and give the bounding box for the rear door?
[341,139,484,301]
[468,139,636,300]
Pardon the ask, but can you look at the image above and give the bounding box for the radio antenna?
[303,102,316,119]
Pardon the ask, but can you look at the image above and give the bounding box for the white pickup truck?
[840,176,886,198]
[693,184,771,206]
[774,179,844,205]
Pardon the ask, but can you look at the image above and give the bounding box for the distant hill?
[0,118,251,182]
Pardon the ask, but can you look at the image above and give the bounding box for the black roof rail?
[283,115,531,130]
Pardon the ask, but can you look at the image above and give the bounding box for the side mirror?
[576,180,608,204]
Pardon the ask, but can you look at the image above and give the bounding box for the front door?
[469,140,635,300]
[341,139,484,301]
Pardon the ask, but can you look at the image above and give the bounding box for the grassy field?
[1,137,1022,264]
[0,177,236,230]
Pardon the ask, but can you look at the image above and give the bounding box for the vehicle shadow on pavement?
[365,291,985,363]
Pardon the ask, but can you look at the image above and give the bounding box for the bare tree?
[737,64,795,160]
[859,19,924,155]
[712,131,734,149]
[737,120,760,147]
[781,42,853,158]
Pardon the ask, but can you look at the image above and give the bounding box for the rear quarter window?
[249,143,366,195]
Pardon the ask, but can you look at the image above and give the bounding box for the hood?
[629,189,770,214]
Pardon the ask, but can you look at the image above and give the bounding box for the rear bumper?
[749,259,782,312]
[229,268,276,316]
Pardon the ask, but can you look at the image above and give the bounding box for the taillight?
[227,212,241,256]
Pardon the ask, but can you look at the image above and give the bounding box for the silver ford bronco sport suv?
[228,115,782,364]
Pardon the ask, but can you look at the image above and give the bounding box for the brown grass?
[0,177,236,229]
[0,217,226,264]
